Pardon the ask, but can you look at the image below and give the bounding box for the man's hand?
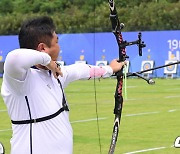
[46,61,63,79]
[109,59,126,73]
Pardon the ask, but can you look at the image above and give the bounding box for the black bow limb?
[108,0,146,153]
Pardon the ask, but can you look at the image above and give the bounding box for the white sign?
[141,60,154,74]
[164,60,178,74]
[96,61,108,66]
[75,61,87,64]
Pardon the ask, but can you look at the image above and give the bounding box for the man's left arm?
[61,59,125,87]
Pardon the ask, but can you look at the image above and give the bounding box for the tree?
[0,0,13,14]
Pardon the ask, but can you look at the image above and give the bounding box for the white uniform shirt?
[1,49,113,154]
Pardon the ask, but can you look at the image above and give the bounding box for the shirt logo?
[47,84,51,89]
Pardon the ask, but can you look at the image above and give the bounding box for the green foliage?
[126,2,180,31]
[0,0,13,14]
[0,0,179,34]
[167,0,179,2]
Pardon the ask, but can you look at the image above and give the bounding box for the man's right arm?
[4,49,51,81]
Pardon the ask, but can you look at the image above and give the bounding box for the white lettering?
[174,136,180,148]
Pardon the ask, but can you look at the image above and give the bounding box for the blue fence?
[0,30,180,77]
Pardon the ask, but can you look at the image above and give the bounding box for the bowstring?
[93,0,102,153]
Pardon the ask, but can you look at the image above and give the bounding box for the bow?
[108,1,146,153]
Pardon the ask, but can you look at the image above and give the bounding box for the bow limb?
[108,1,147,152]
[108,0,127,154]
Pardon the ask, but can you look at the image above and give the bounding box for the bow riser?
[108,0,125,153]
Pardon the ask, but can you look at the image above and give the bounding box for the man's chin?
[52,58,58,61]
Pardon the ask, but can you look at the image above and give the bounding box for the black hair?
[18,16,56,49]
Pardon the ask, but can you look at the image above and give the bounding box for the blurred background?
[0,1,180,154]
[0,0,180,78]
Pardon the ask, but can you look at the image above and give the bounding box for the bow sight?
[117,28,146,57]
[118,31,146,57]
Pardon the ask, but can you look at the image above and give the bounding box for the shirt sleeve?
[61,63,113,88]
[4,48,51,81]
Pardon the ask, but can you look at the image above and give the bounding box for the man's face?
[47,32,60,61]
[37,31,60,61]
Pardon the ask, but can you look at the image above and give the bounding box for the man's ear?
[37,43,48,52]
